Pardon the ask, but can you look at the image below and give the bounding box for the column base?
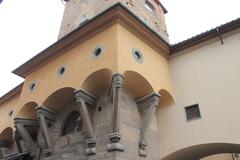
[86,139,96,156]
[107,132,124,152]
[139,141,147,157]
[107,143,124,152]
[44,148,52,157]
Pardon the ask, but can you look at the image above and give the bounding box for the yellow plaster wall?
[117,23,173,99]
[0,94,20,133]
[17,24,118,110]
[159,30,240,158]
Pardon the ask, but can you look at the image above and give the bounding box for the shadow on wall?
[42,87,76,113]
[162,143,240,160]
[17,102,38,119]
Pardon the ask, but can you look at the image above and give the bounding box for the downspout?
[216,27,224,45]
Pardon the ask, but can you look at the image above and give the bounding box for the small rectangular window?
[185,104,201,121]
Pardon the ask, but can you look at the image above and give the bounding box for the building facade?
[0,0,240,160]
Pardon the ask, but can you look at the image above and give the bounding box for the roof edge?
[170,18,240,54]
[0,83,23,105]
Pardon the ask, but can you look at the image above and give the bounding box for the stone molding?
[75,89,98,107]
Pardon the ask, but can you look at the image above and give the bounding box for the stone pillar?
[36,106,56,155]
[107,73,124,152]
[14,118,40,160]
[75,89,98,156]
[136,93,160,157]
[13,132,23,154]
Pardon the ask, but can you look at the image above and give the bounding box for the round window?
[29,83,36,91]
[92,46,104,59]
[132,48,144,63]
[58,65,67,76]
[8,110,13,117]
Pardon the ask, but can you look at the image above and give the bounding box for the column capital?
[14,118,39,127]
[136,93,160,112]
[112,73,124,88]
[75,89,98,106]
[36,106,57,122]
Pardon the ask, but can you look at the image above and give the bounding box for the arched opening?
[81,69,113,96]
[61,111,82,136]
[158,89,175,107]
[17,102,38,118]
[42,87,76,112]
[0,127,13,148]
[162,143,240,160]
[123,71,154,99]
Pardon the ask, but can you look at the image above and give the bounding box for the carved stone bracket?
[107,74,124,152]
[36,106,57,155]
[75,89,98,156]
[14,118,40,159]
[136,93,160,157]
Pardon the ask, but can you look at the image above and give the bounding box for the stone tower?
[58,0,169,42]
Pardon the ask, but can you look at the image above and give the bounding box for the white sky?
[0,0,239,97]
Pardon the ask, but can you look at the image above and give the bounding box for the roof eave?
[170,18,240,54]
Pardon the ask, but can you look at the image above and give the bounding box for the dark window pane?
[185,104,201,121]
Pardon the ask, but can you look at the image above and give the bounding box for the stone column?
[75,89,98,156]
[136,93,160,157]
[13,132,23,154]
[14,118,40,160]
[107,73,124,152]
[36,106,56,155]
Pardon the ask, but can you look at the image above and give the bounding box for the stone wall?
[58,0,168,42]
[0,89,161,160]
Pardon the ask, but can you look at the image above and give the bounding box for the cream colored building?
[0,0,239,160]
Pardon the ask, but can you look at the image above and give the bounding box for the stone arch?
[123,70,154,99]
[158,89,175,107]
[162,143,240,160]
[81,68,113,96]
[17,102,38,119]
[42,87,76,112]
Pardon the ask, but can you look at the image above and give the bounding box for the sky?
[0,0,239,97]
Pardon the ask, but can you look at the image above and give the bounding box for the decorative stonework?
[75,89,98,156]
[107,74,125,152]
[136,92,160,157]
[36,106,57,155]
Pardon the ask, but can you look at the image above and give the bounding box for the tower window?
[185,104,201,121]
[145,1,156,14]
[62,111,82,136]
